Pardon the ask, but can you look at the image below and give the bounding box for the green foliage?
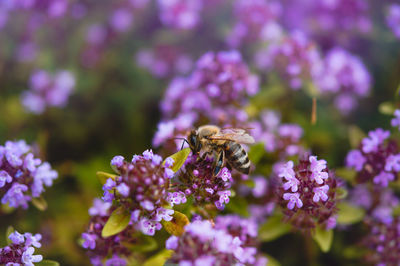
[5,226,14,245]
[96,171,117,185]
[225,195,249,217]
[348,126,366,149]
[337,202,365,225]
[143,249,174,266]
[335,168,357,184]
[259,214,291,242]
[162,210,190,236]
[102,206,131,238]
[248,142,266,165]
[36,260,60,266]
[379,101,396,115]
[31,196,48,211]
[164,148,191,173]
[123,235,158,253]
[312,226,333,253]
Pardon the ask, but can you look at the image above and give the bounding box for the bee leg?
[213,150,225,176]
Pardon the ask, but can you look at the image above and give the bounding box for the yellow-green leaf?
[265,254,281,266]
[31,196,48,211]
[102,206,130,238]
[379,101,396,115]
[248,142,265,165]
[96,171,117,185]
[36,260,60,266]
[123,235,158,252]
[162,210,190,236]
[348,126,366,149]
[5,226,14,245]
[164,148,191,173]
[337,202,365,225]
[312,226,333,252]
[335,168,357,183]
[259,214,291,242]
[336,187,348,200]
[143,249,174,266]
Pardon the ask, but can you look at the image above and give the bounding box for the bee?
[187,125,255,176]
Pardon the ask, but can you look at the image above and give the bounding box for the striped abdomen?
[223,141,250,174]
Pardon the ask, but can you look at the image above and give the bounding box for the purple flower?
[82,233,97,250]
[157,0,202,30]
[217,167,231,182]
[0,170,12,188]
[346,150,366,171]
[362,128,390,154]
[1,230,43,265]
[309,156,329,184]
[111,156,125,169]
[139,218,162,236]
[373,172,394,187]
[165,236,179,250]
[22,69,75,114]
[155,207,174,222]
[1,183,30,209]
[116,183,130,197]
[256,31,322,90]
[9,231,24,245]
[279,161,300,192]
[283,192,303,209]
[105,255,127,266]
[316,48,371,114]
[21,247,43,266]
[167,191,187,206]
[88,198,111,217]
[109,8,133,33]
[277,156,338,230]
[313,185,329,202]
[385,154,400,172]
[386,4,400,39]
[24,233,41,248]
[391,109,400,130]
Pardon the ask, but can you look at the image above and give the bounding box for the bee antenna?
[171,138,190,150]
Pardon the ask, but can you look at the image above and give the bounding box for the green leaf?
[265,254,281,266]
[31,196,48,211]
[5,226,14,245]
[143,249,174,266]
[123,235,158,252]
[259,214,291,242]
[379,101,396,115]
[102,206,130,238]
[96,171,117,185]
[162,210,190,236]
[225,196,249,217]
[248,142,265,165]
[164,148,191,173]
[36,260,60,266]
[348,126,366,149]
[312,226,333,252]
[337,202,365,225]
[335,168,357,183]
[336,187,348,200]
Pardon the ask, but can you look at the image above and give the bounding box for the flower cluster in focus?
[277,155,338,230]
[0,230,43,266]
[102,150,178,236]
[0,140,58,209]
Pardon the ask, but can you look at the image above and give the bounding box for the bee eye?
[190,135,196,146]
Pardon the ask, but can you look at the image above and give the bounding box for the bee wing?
[209,129,255,144]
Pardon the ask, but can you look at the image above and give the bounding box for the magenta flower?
[277,155,339,230]
[362,128,390,154]
[283,192,303,209]
[346,150,366,171]
[312,185,329,202]
[391,109,400,130]
[0,230,43,265]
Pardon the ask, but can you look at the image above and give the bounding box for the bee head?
[188,130,201,153]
